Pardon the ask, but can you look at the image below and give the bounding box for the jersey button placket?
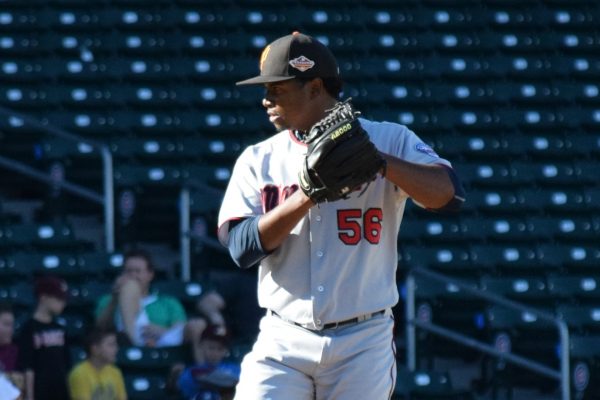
[310,208,326,330]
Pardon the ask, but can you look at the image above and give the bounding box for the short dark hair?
[84,328,117,355]
[123,249,155,272]
[297,76,344,99]
[0,302,13,316]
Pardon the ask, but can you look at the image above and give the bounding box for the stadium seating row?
[3,31,600,56]
[2,55,600,83]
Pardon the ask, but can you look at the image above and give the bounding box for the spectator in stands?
[68,328,127,400]
[174,324,240,400]
[0,302,23,398]
[196,289,227,330]
[95,249,206,350]
[17,275,71,400]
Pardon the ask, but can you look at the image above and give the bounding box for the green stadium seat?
[118,346,187,372]
[556,305,600,335]
[1,222,83,250]
[452,162,513,187]
[114,165,184,187]
[528,215,599,242]
[6,252,82,276]
[47,8,119,31]
[0,85,58,110]
[433,134,507,159]
[399,244,473,274]
[482,304,558,391]
[516,134,572,159]
[179,138,244,161]
[470,244,540,274]
[76,251,124,277]
[362,8,430,30]
[110,138,180,160]
[368,109,436,134]
[567,133,600,156]
[393,365,470,399]
[54,59,123,83]
[57,312,91,341]
[410,274,482,340]
[398,216,462,243]
[4,281,35,309]
[0,33,44,56]
[0,59,56,83]
[175,56,257,82]
[461,216,531,242]
[519,187,588,213]
[434,109,504,132]
[151,280,204,310]
[480,276,550,305]
[38,137,99,160]
[48,85,113,109]
[70,280,112,309]
[123,374,167,400]
[547,274,600,305]
[461,189,529,214]
[510,161,580,186]
[538,244,600,272]
[172,84,258,108]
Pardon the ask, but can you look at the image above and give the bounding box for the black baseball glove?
[299,99,386,204]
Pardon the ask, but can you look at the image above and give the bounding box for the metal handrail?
[179,181,226,281]
[405,267,570,400]
[0,106,114,252]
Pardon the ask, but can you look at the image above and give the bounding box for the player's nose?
[262,97,272,108]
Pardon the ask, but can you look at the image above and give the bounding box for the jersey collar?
[288,129,307,146]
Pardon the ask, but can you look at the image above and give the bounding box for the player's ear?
[309,78,323,98]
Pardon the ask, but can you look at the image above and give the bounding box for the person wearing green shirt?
[95,249,205,349]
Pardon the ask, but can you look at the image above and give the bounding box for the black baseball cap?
[236,32,340,86]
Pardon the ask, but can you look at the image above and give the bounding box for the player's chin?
[271,120,288,131]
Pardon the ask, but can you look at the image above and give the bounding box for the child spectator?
[176,324,240,400]
[17,275,71,400]
[68,328,127,400]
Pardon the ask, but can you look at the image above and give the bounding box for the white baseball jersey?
[218,118,452,330]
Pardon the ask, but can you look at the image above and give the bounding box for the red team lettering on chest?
[261,183,384,246]
[261,184,299,213]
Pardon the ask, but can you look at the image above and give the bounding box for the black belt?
[269,309,386,331]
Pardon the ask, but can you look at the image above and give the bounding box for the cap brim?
[236,75,295,86]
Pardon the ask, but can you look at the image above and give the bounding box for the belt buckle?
[328,321,342,330]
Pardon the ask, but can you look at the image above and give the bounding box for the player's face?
[0,311,14,345]
[262,79,318,132]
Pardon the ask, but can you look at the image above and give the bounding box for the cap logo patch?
[289,55,315,72]
[415,142,439,158]
[259,45,271,71]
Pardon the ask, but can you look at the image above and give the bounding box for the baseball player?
[217,32,464,399]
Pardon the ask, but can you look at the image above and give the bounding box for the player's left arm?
[380,152,464,212]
